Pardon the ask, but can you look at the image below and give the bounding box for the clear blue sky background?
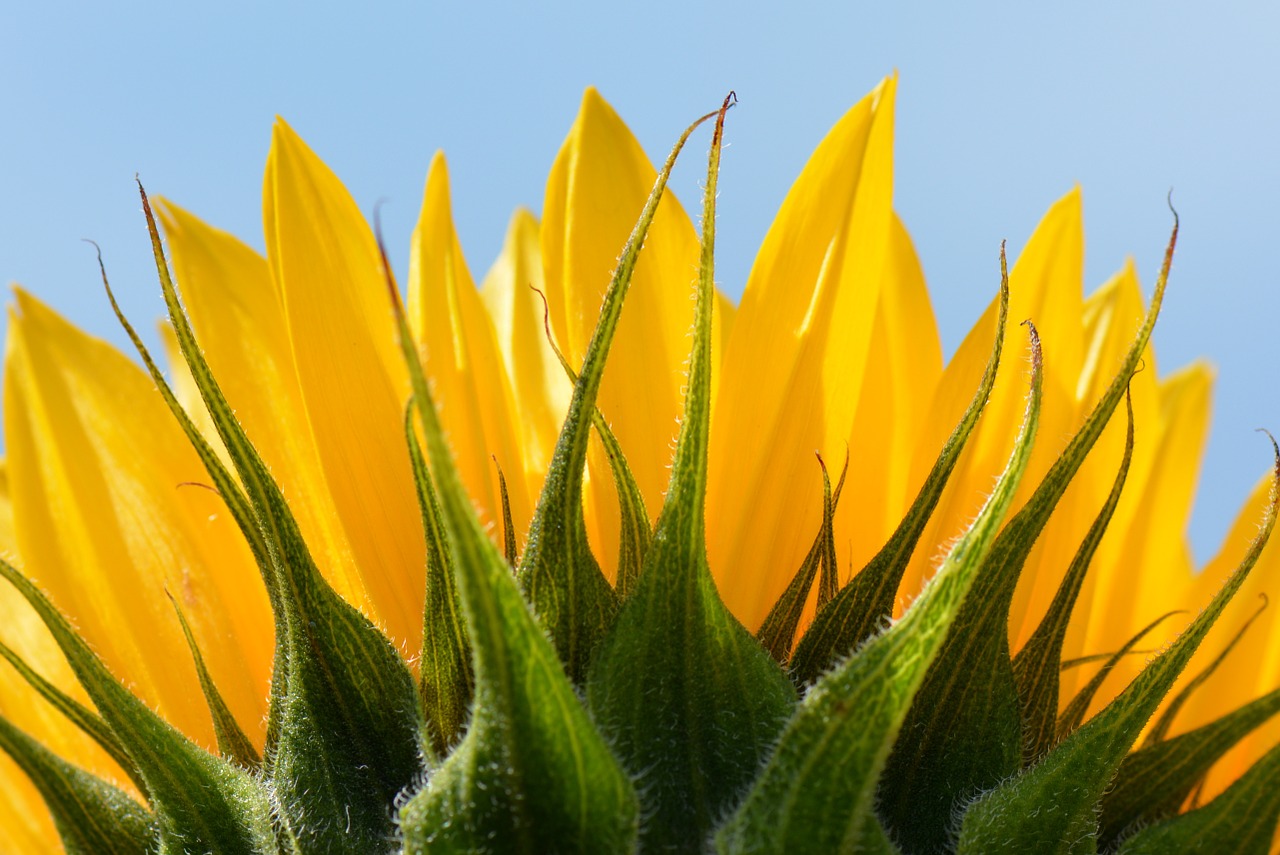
[2,2,1277,561]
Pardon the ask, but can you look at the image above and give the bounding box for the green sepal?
[788,261,1008,686]
[953,439,1279,855]
[0,714,157,855]
[0,637,144,794]
[166,592,261,770]
[387,227,639,855]
[0,560,275,855]
[137,185,422,851]
[1099,683,1280,845]
[878,222,1175,853]
[756,452,847,664]
[534,286,652,601]
[1013,389,1133,762]
[1057,610,1183,738]
[516,104,723,683]
[1114,741,1280,855]
[714,322,1042,855]
[405,402,473,759]
[588,96,799,852]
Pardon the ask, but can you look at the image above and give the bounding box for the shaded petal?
[481,209,570,486]
[837,212,943,580]
[157,200,366,612]
[541,88,702,573]
[408,155,531,546]
[264,119,424,650]
[0,460,129,851]
[708,76,898,628]
[4,292,271,748]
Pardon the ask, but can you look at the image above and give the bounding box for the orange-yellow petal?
[707,76,897,628]
[408,154,530,545]
[264,119,424,651]
[4,291,271,748]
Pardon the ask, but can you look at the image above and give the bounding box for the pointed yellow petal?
[836,212,943,579]
[707,76,898,628]
[480,208,572,489]
[4,292,271,749]
[900,188,1087,615]
[408,155,531,547]
[540,87,702,571]
[264,119,424,649]
[157,199,366,612]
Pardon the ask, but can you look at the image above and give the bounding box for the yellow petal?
[707,76,898,628]
[0,459,134,850]
[480,208,572,488]
[408,155,531,546]
[541,88,702,572]
[264,119,424,649]
[157,199,365,611]
[4,291,271,748]
[837,212,943,578]
[900,188,1087,616]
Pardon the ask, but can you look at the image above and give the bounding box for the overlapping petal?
[263,119,424,650]
[3,291,271,748]
[707,76,897,627]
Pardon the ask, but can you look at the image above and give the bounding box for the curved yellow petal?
[901,188,1087,618]
[157,201,365,610]
[4,292,271,749]
[264,119,424,650]
[540,88,702,573]
[707,76,897,628]
[837,212,943,579]
[0,460,132,849]
[408,155,531,547]
[480,208,571,489]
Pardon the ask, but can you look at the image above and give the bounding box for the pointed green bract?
[167,593,261,770]
[0,560,275,855]
[1114,741,1280,855]
[715,323,1042,855]
[757,454,847,664]
[405,403,473,759]
[879,222,1176,853]
[386,230,639,855]
[587,95,799,852]
[1013,390,1134,763]
[0,715,156,855]
[494,459,519,567]
[516,107,720,682]
[535,286,652,601]
[788,264,1009,687]
[0,638,144,795]
[954,441,1279,855]
[137,186,422,852]
[1100,684,1280,845]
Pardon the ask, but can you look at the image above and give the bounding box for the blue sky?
[2,2,1278,559]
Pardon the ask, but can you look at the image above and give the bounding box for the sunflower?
[0,76,1278,853]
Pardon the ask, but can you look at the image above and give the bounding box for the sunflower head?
[1,80,1279,855]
